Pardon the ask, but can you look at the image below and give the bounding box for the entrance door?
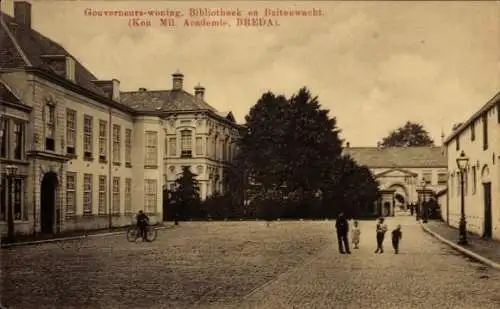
[40,172,58,234]
[483,182,492,238]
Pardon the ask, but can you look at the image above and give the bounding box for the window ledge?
[99,159,108,164]
[125,162,132,168]
[67,154,78,159]
[144,165,158,169]
[113,162,121,166]
[83,156,94,162]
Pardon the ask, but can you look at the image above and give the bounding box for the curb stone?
[421,223,500,271]
[0,226,169,249]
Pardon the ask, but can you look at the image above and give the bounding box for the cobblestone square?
[2,218,500,309]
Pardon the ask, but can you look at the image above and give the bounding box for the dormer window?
[44,103,56,151]
[65,56,76,82]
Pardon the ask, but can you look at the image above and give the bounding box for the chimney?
[138,87,147,92]
[172,70,184,90]
[14,1,31,29]
[194,83,205,100]
[111,79,120,101]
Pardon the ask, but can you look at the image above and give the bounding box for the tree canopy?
[380,121,434,147]
[238,87,343,195]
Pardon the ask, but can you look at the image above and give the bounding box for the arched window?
[180,130,192,158]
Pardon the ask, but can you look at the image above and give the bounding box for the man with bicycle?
[136,210,149,240]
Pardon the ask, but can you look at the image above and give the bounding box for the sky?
[1,0,499,146]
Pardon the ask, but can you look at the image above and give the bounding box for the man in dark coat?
[335,212,351,254]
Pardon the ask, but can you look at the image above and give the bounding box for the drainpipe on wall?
[32,78,37,235]
[446,187,449,224]
[108,107,112,230]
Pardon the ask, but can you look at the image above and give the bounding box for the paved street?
[2,217,500,309]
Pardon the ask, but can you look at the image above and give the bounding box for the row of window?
[0,118,26,160]
[456,106,499,152]
[449,166,479,197]
[65,173,158,216]
[164,130,233,160]
[0,176,26,222]
[64,109,133,166]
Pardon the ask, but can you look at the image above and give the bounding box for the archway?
[387,183,409,213]
[40,172,58,234]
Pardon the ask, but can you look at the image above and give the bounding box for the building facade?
[343,145,448,216]
[442,91,500,240]
[0,2,239,236]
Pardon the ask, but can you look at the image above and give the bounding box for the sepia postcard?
[0,0,499,308]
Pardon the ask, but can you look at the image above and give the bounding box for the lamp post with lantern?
[456,150,469,245]
[5,165,18,242]
[419,177,428,223]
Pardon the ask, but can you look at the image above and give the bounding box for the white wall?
[445,104,499,239]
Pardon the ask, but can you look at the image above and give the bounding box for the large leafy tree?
[237,87,342,201]
[380,121,434,147]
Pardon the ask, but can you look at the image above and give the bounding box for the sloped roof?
[0,13,109,98]
[343,146,447,168]
[120,89,218,113]
[444,91,500,144]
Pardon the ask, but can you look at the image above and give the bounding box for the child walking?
[391,224,403,254]
[374,217,388,253]
[352,220,361,249]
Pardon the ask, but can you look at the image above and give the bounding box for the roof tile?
[120,89,219,113]
[343,146,447,168]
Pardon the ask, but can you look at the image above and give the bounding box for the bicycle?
[126,225,158,242]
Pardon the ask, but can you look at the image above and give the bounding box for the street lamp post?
[419,178,427,223]
[5,165,18,242]
[456,150,469,245]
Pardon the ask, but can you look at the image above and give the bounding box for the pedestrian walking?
[335,212,351,254]
[351,220,361,249]
[391,224,403,254]
[374,217,388,253]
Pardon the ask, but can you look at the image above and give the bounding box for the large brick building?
[0,1,240,236]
